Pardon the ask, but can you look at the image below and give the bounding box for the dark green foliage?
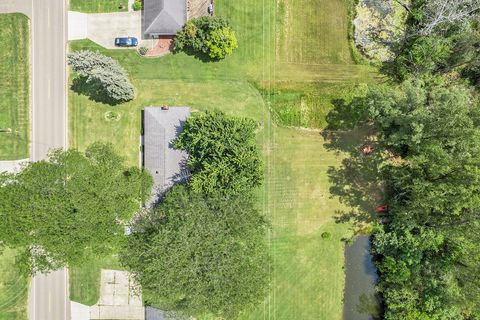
[174,110,263,195]
[0,143,152,273]
[321,232,331,240]
[384,0,480,84]
[358,82,480,319]
[120,185,269,318]
[68,50,135,104]
[173,16,238,60]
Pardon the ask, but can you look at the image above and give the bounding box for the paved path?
[1,1,69,320]
[0,159,29,173]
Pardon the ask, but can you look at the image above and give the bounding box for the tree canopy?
[174,16,238,60]
[331,81,480,319]
[68,50,135,104]
[174,110,263,195]
[0,143,152,273]
[385,0,480,84]
[121,185,269,319]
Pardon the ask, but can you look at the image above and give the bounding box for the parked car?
[115,37,138,47]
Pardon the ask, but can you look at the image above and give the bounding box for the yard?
[69,254,122,306]
[69,0,128,13]
[0,248,28,320]
[69,0,376,318]
[0,13,30,160]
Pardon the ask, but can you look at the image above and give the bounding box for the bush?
[321,232,332,240]
[138,46,148,56]
[132,0,142,11]
[68,50,135,104]
[174,16,238,60]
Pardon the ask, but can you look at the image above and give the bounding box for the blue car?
[115,37,138,47]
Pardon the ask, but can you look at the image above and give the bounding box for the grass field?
[69,0,128,13]
[0,248,28,320]
[0,13,30,160]
[69,254,122,306]
[69,0,376,318]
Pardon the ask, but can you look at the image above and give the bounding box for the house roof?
[143,107,190,202]
[144,0,187,35]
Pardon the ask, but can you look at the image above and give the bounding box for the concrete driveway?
[88,11,141,49]
[69,10,155,49]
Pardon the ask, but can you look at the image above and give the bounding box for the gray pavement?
[28,268,70,320]
[1,0,69,319]
[0,159,29,173]
[31,0,68,161]
[29,0,70,316]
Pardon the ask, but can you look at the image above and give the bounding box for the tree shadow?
[172,46,218,63]
[71,77,122,106]
[323,98,385,229]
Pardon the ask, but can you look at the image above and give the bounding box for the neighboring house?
[142,106,190,204]
[143,0,187,37]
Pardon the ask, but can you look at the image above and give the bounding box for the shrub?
[174,16,238,60]
[68,50,135,104]
[132,0,142,11]
[138,46,148,56]
[321,232,332,240]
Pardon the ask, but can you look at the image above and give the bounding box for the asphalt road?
[1,1,70,319]
[31,0,68,161]
[28,268,70,320]
[29,0,70,317]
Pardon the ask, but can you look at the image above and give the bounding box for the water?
[343,235,382,320]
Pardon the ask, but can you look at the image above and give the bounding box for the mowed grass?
[0,14,30,160]
[69,0,128,13]
[277,0,352,64]
[0,248,28,320]
[242,127,350,320]
[69,254,122,306]
[68,0,372,318]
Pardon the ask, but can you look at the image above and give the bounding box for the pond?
[343,235,382,320]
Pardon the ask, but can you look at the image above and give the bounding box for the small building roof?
[144,0,187,36]
[143,107,190,203]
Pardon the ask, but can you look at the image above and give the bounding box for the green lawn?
[69,0,375,318]
[69,254,122,306]
[0,13,30,160]
[0,248,28,320]
[69,0,128,13]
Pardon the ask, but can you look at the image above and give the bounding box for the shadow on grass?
[322,98,385,230]
[172,46,219,63]
[71,77,122,106]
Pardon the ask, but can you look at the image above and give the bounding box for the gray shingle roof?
[143,107,190,203]
[144,0,187,36]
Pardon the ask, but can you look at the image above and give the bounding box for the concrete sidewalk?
[90,269,144,320]
[0,159,29,173]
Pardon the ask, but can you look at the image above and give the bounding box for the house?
[143,0,187,37]
[142,106,190,204]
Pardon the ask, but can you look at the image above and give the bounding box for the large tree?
[359,82,480,319]
[0,143,152,273]
[121,185,269,319]
[174,110,263,195]
[173,16,238,60]
[68,50,135,103]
